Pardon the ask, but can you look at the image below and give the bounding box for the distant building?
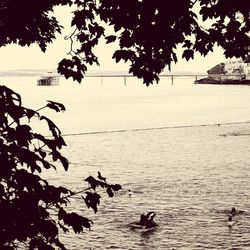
[224,58,250,80]
[207,63,226,80]
[207,57,250,81]
[243,56,250,79]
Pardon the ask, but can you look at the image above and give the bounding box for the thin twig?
[8,105,47,127]
[65,27,78,56]
[191,0,198,7]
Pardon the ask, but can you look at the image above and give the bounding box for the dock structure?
[37,75,59,86]
[35,73,250,86]
[84,74,250,85]
[85,74,209,85]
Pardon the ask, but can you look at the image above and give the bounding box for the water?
[2,75,250,133]
[2,76,250,249]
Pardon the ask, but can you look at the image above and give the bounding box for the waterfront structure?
[243,57,250,79]
[37,72,59,86]
[196,56,250,84]
[221,58,250,80]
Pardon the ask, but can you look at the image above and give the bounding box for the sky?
[0,5,227,74]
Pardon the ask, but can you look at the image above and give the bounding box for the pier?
[84,74,250,85]
[37,75,59,86]
[85,74,208,85]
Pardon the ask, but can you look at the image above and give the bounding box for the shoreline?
[195,77,250,85]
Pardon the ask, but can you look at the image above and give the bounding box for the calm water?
[2,76,250,249]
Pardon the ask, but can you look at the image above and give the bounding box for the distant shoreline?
[0,69,206,78]
[195,77,250,85]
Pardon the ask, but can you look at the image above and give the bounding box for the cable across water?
[60,120,250,137]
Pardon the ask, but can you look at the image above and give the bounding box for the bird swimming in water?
[229,207,244,217]
[128,189,133,196]
[227,216,236,228]
[231,207,236,216]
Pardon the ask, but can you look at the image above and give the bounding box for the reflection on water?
[2,76,250,249]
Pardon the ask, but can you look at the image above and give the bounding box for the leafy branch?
[0,85,121,249]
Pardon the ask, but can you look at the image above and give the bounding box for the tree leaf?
[111,184,122,192]
[106,186,114,197]
[105,35,116,44]
[46,101,66,112]
[182,49,194,61]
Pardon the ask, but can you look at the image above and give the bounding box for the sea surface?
[1,75,250,249]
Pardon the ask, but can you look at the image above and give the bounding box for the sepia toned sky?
[0,5,227,73]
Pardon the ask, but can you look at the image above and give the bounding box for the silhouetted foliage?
[0,0,249,85]
[0,0,248,248]
[0,85,121,249]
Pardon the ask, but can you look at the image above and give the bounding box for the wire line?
[60,120,250,137]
